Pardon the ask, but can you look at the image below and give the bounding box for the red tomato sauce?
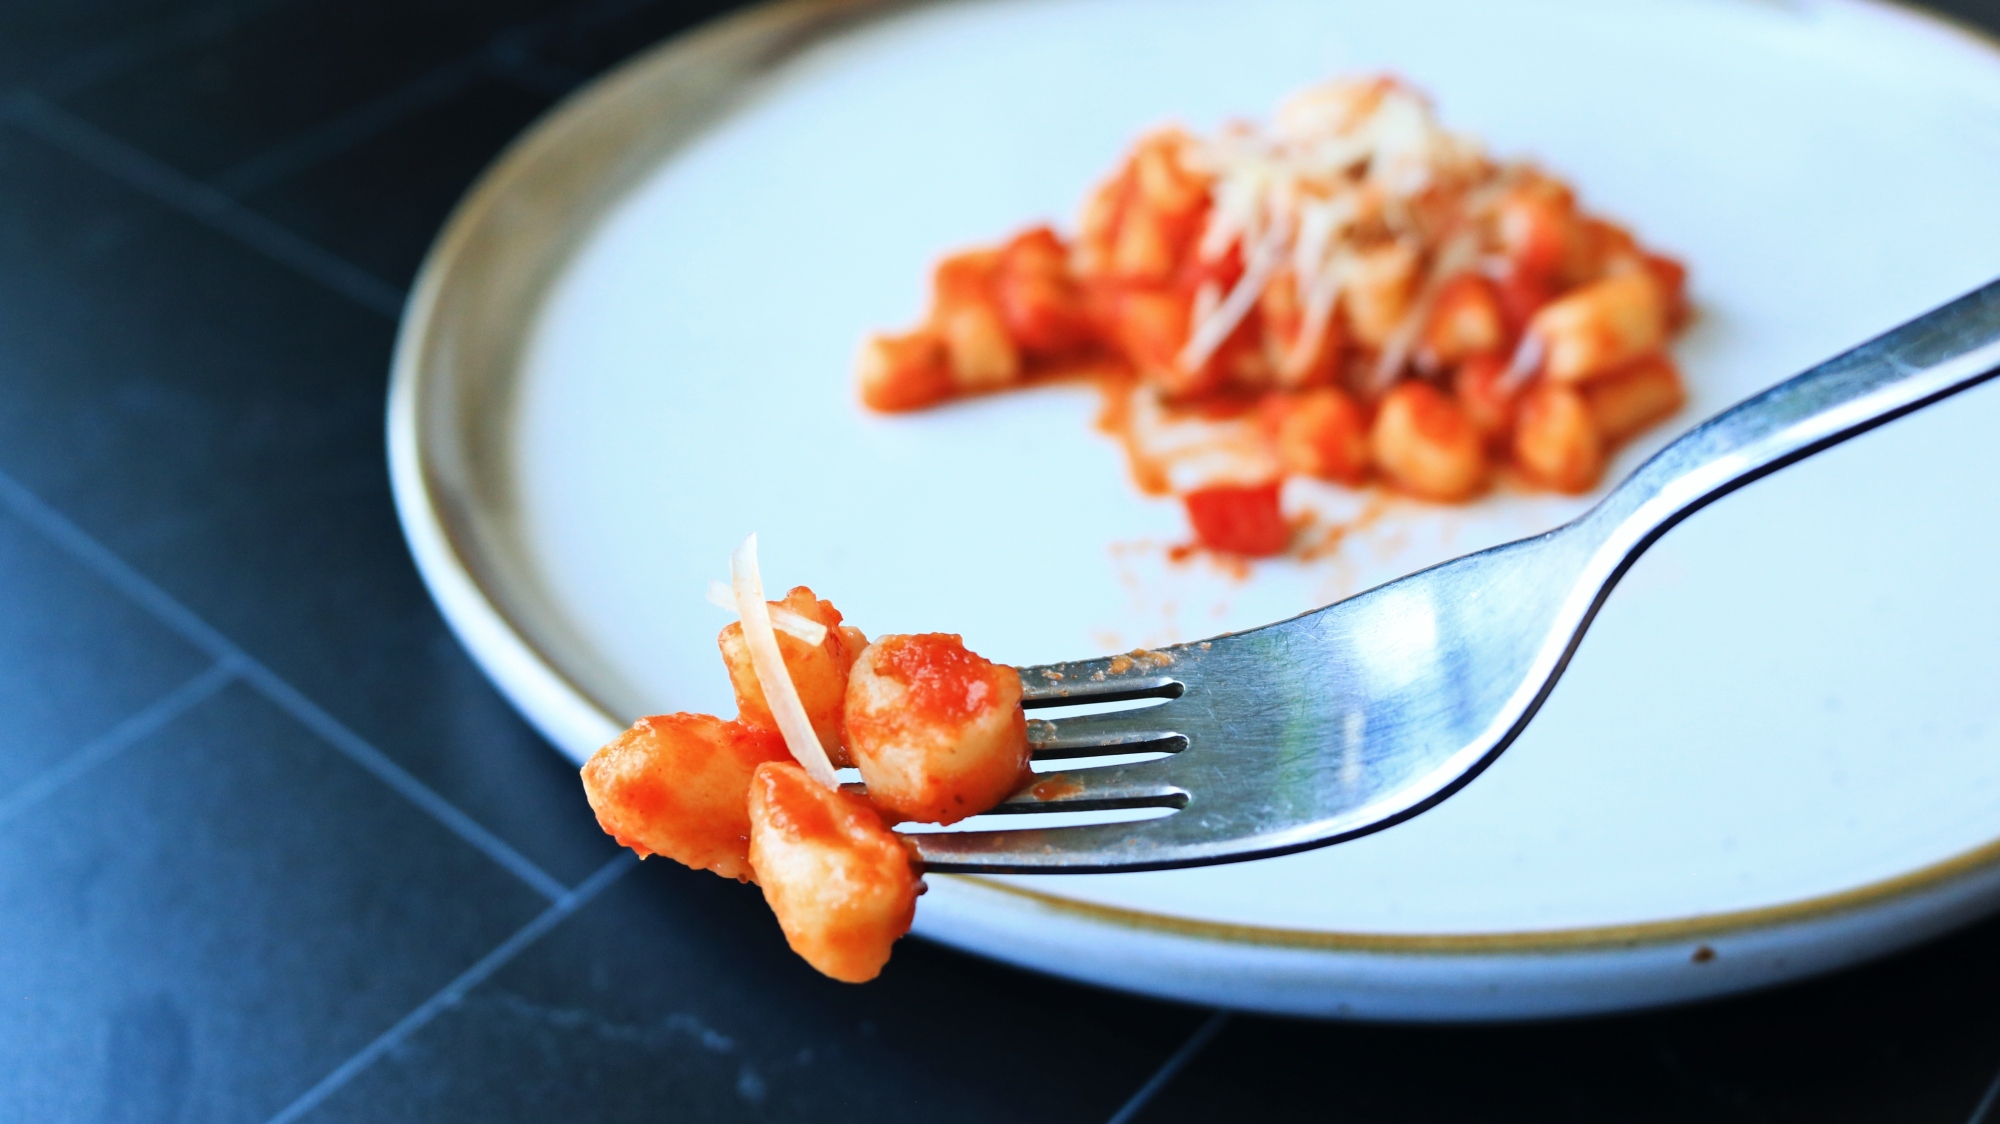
[872,633,1002,725]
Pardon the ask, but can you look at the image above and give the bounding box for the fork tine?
[1019,667,1181,707]
[910,814,1195,872]
[983,763,1188,813]
[1027,711,1187,759]
[841,761,1185,818]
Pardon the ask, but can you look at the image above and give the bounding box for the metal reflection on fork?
[905,278,2000,875]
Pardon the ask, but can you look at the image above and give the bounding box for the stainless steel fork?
[910,278,2000,874]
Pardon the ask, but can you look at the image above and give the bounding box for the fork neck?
[1577,278,2000,563]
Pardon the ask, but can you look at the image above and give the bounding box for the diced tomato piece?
[1182,480,1289,556]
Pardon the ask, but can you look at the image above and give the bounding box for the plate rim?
[387,0,2000,970]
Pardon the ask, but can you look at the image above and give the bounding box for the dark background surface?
[2,1,1999,1120]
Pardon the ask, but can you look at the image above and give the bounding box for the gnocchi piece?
[581,713,790,881]
[835,623,870,666]
[1133,130,1210,214]
[1343,241,1421,351]
[1565,216,1638,287]
[845,634,1029,825]
[931,247,1000,304]
[857,329,952,413]
[1642,253,1691,328]
[1492,264,1556,342]
[747,761,920,983]
[935,299,1020,391]
[1110,206,1183,283]
[1452,353,1519,445]
[1527,272,1668,384]
[1263,387,1369,484]
[1497,179,1579,282]
[719,586,863,766]
[1421,273,1505,368]
[1582,353,1686,443]
[1370,380,1487,501]
[929,250,1022,391]
[1105,287,1202,396]
[994,226,1094,357]
[1210,316,1276,392]
[1513,381,1606,493]
[1261,267,1345,387]
[1078,129,1210,285]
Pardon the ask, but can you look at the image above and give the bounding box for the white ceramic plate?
[388,0,2000,1019]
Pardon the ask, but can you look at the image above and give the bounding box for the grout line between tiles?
[199,0,623,198]
[0,468,570,903]
[207,57,490,197]
[0,658,239,828]
[484,42,588,99]
[1104,1010,1231,1124]
[0,91,405,318]
[234,659,571,902]
[26,0,318,100]
[1969,1061,2000,1124]
[264,851,639,1124]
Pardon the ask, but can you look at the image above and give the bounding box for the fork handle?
[1582,278,2000,557]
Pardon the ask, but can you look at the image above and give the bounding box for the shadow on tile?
[1129,915,2000,1124]
[300,857,1207,1124]
[0,681,547,1123]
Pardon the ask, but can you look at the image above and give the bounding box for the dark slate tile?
[240,77,552,286]
[0,680,547,1123]
[0,114,619,885]
[300,859,1202,1123]
[1923,1,2000,36]
[55,0,581,180]
[1131,918,2000,1124]
[0,503,210,796]
[531,0,745,78]
[0,0,283,90]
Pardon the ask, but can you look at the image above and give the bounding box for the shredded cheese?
[1174,77,1509,391]
[1366,228,1482,394]
[1177,212,1290,372]
[705,580,828,646]
[729,535,839,789]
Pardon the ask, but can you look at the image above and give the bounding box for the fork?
[909,278,2000,874]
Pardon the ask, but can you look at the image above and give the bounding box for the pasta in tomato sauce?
[859,75,1690,557]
